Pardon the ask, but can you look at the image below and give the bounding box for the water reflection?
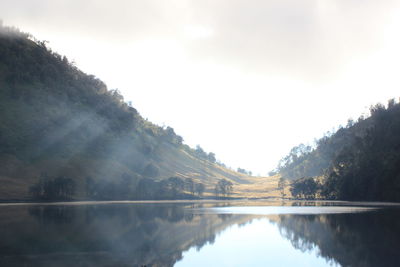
[0,202,398,267]
[275,210,400,267]
[0,203,255,267]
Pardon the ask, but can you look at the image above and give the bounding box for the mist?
[1,0,399,173]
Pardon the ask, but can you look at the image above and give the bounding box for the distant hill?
[275,99,400,201]
[0,24,250,200]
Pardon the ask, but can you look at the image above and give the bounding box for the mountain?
[276,99,400,201]
[0,24,251,201]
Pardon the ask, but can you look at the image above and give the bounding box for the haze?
[1,0,400,174]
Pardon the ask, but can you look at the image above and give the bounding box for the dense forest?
[0,24,242,201]
[275,99,400,201]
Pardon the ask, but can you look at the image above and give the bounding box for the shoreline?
[0,198,399,207]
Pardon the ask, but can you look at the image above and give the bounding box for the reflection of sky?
[176,218,337,267]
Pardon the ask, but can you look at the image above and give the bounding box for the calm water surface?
[0,201,399,267]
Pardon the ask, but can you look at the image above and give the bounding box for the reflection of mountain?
[0,203,255,267]
[272,210,400,267]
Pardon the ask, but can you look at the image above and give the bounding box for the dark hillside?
[274,115,373,181]
[0,24,247,200]
[276,98,400,201]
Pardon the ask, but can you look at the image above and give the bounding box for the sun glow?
[184,24,214,39]
[3,0,400,174]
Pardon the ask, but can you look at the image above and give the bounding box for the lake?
[0,200,399,267]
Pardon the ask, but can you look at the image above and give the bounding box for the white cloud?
[1,0,399,173]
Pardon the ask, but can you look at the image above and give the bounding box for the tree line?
[29,174,208,201]
[29,174,76,200]
[237,168,252,176]
[283,99,400,202]
[214,179,234,198]
[28,173,236,200]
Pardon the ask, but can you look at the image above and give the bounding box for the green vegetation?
[276,100,400,202]
[0,24,242,201]
[278,177,288,199]
[193,145,217,163]
[289,177,320,200]
[29,174,76,200]
[214,179,234,198]
[84,175,206,200]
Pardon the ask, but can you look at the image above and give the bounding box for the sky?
[1,0,400,175]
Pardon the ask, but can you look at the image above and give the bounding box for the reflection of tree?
[28,205,75,224]
[274,210,400,267]
[218,214,233,221]
[0,204,254,267]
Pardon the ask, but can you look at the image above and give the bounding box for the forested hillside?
[0,24,248,200]
[275,99,400,201]
[274,117,372,180]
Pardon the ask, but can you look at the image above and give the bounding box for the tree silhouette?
[195,183,205,197]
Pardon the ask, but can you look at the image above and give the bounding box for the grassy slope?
[0,149,283,200]
[234,175,291,199]
[156,143,285,198]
